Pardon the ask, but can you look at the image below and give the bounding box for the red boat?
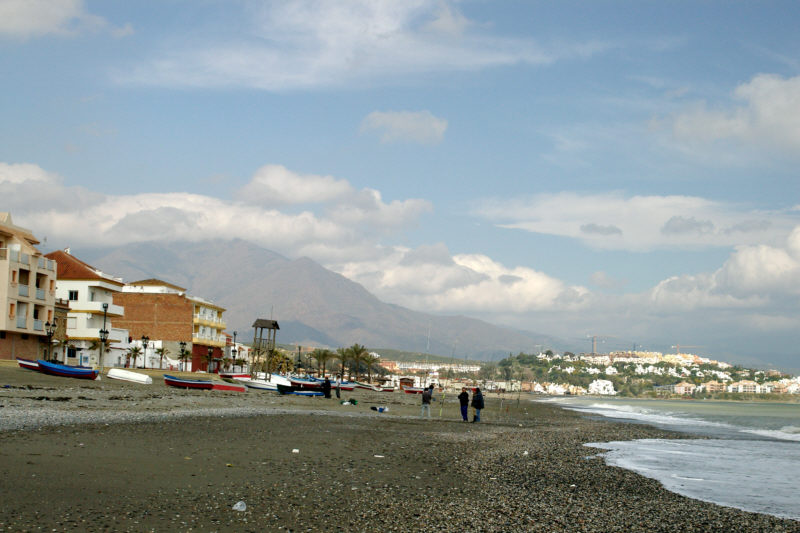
[212,381,247,392]
[16,358,40,372]
[218,372,250,380]
[402,385,425,394]
[164,374,213,390]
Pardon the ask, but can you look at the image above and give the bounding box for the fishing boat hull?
[107,368,153,384]
[37,360,99,380]
[402,386,425,394]
[277,383,323,396]
[242,379,278,391]
[289,377,322,390]
[16,358,40,372]
[212,381,247,392]
[163,374,213,390]
[218,372,250,380]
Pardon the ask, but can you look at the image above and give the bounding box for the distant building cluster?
[379,360,481,374]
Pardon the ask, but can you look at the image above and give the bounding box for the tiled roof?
[44,250,124,285]
[128,278,187,291]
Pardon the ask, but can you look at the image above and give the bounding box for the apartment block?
[0,213,58,360]
[113,279,226,372]
[44,249,126,367]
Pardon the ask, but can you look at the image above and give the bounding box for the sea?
[540,397,800,521]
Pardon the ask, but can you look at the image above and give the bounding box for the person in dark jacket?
[457,388,470,422]
[471,387,485,423]
[421,384,433,419]
[322,377,332,399]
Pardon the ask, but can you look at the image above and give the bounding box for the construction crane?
[587,334,615,355]
[671,344,703,355]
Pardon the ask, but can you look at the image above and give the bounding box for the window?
[11,271,17,283]
[68,290,78,301]
[8,303,14,318]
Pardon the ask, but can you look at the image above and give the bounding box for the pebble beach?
[0,363,797,532]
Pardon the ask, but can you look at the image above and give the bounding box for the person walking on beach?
[421,384,433,419]
[471,387,484,423]
[458,387,470,422]
[322,377,332,399]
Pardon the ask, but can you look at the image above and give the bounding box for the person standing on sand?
[421,384,433,419]
[471,387,484,423]
[322,377,332,399]
[458,387,470,422]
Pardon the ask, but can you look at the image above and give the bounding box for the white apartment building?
[44,249,126,368]
[0,213,58,360]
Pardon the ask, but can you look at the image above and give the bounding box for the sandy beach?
[0,362,796,532]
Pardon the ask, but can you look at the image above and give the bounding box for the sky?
[3,0,800,369]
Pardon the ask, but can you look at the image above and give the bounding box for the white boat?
[107,368,153,385]
[241,379,278,391]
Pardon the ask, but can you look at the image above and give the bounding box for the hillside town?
[3,211,798,398]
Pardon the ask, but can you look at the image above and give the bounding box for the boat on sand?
[163,374,213,390]
[37,359,99,380]
[107,368,153,384]
[16,358,40,372]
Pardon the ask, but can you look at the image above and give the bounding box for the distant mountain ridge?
[78,239,562,359]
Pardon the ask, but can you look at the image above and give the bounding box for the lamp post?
[141,335,149,369]
[44,319,57,362]
[179,341,187,372]
[99,328,109,372]
[207,346,214,373]
[99,302,108,372]
[232,331,237,371]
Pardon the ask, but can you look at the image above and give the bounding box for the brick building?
[113,279,226,372]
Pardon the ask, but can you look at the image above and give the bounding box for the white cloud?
[477,192,799,251]
[4,161,429,265]
[336,245,590,313]
[360,110,447,144]
[0,162,62,184]
[668,74,800,153]
[238,165,352,205]
[116,1,606,90]
[0,0,131,38]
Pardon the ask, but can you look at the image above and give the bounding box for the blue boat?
[37,359,99,380]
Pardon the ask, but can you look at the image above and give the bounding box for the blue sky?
[3,1,800,369]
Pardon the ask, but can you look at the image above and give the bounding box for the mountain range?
[77,239,563,360]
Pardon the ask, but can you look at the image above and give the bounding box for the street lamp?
[99,302,109,372]
[232,331,238,371]
[44,319,57,362]
[141,335,149,369]
[179,341,187,372]
[207,345,214,373]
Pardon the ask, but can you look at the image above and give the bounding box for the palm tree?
[348,343,368,382]
[178,347,192,372]
[155,347,170,369]
[362,352,380,383]
[127,346,142,368]
[310,348,335,377]
[334,347,350,381]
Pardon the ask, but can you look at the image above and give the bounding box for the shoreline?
[0,365,797,531]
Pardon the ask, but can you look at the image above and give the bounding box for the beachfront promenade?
[0,363,795,532]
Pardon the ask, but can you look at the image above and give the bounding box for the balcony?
[36,288,45,300]
[77,302,125,316]
[16,316,26,329]
[18,285,29,297]
[36,257,55,271]
[33,319,43,331]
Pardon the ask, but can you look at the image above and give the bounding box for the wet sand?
[0,362,796,532]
